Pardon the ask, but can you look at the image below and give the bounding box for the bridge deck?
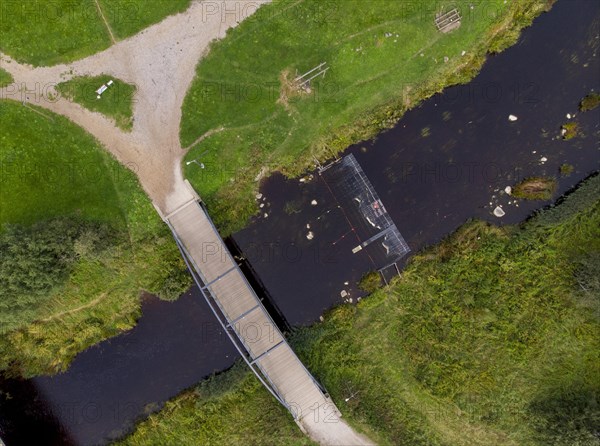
[166,200,336,423]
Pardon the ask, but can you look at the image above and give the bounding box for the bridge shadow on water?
[1,0,599,444]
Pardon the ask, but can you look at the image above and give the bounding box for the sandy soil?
[300,404,375,446]
[0,2,375,444]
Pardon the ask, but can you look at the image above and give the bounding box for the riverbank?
[0,101,190,378]
[120,174,599,445]
[182,0,555,235]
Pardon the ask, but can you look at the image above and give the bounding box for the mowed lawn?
[0,100,188,376]
[56,75,137,130]
[0,0,191,65]
[180,0,550,233]
[0,66,13,87]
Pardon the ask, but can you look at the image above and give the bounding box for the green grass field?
[0,67,13,87]
[121,175,600,446]
[0,0,191,66]
[56,75,136,130]
[0,100,189,377]
[181,0,553,234]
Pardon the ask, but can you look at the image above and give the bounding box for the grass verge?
[117,363,316,446]
[0,0,191,66]
[56,75,136,131]
[181,0,555,235]
[119,174,599,445]
[0,66,13,87]
[0,100,190,377]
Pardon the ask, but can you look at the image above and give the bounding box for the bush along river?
[1,0,598,444]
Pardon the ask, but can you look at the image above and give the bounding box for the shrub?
[358,271,383,293]
[0,218,116,333]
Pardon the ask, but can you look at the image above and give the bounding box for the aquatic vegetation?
[181,0,554,234]
[579,92,600,112]
[512,176,557,200]
[561,121,581,140]
[421,127,432,138]
[560,163,575,176]
[123,175,600,446]
[283,200,302,215]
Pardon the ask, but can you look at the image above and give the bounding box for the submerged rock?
[493,206,506,217]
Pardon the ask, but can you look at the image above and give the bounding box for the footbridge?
[163,194,343,435]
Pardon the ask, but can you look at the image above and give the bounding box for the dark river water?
[1,0,599,444]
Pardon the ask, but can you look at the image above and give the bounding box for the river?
[1,0,598,444]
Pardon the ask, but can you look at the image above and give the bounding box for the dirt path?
[0,2,374,444]
[0,0,266,215]
[94,0,117,44]
[94,0,118,44]
[40,292,109,323]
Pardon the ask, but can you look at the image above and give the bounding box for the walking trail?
[0,1,373,445]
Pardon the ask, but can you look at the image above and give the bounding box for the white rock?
[259,203,264,208]
[311,199,318,206]
[566,113,571,119]
[256,193,263,200]
[306,231,314,240]
[561,128,567,136]
[306,223,311,229]
[340,290,348,298]
[349,298,353,303]
[263,213,268,218]
[508,114,518,122]
[319,316,324,322]
[299,178,306,183]
[540,156,548,163]
[493,206,506,218]
[505,186,512,195]
[461,50,466,56]
[344,281,349,285]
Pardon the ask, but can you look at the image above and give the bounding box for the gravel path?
[0,2,374,444]
[1,0,266,215]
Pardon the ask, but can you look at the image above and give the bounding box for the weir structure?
[320,154,411,282]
